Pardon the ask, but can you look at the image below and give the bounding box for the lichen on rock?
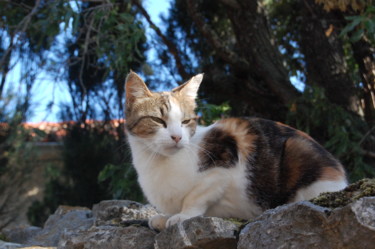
[311,178,375,208]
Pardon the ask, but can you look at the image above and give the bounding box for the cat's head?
[125,72,203,156]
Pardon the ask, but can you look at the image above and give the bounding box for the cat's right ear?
[172,73,203,101]
[125,72,152,104]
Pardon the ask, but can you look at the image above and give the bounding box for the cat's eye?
[150,117,167,128]
[182,119,191,124]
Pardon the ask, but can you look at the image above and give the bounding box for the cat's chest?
[136,152,199,214]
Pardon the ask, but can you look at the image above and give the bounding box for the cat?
[124,72,347,231]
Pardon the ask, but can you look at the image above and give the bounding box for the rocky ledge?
[1,179,375,249]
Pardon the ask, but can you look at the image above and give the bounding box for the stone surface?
[27,206,94,247]
[18,247,56,249]
[238,197,375,249]
[57,225,156,249]
[0,240,56,249]
[0,240,23,249]
[155,216,239,249]
[92,200,158,226]
[2,183,375,249]
[2,226,42,245]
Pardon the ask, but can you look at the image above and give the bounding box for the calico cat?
[124,72,347,230]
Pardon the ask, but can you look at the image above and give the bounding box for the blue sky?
[4,0,171,123]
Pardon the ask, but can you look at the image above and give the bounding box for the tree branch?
[186,0,248,71]
[0,0,42,98]
[219,0,240,9]
[0,0,41,66]
[358,126,375,146]
[361,149,375,159]
[131,0,190,80]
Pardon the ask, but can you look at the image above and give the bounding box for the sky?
[4,0,171,123]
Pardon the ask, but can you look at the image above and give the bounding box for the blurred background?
[0,0,374,229]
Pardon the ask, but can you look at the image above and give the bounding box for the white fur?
[165,100,184,143]
[292,180,347,202]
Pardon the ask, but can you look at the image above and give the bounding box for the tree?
[0,0,63,121]
[135,0,300,120]
[137,0,373,120]
[133,0,375,179]
[0,0,148,225]
[0,0,147,123]
[270,0,375,122]
[64,1,147,123]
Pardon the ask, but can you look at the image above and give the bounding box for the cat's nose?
[171,135,182,143]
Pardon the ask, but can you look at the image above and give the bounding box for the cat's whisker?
[187,142,219,168]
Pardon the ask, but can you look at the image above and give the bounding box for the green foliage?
[197,101,231,125]
[64,1,147,121]
[266,0,305,78]
[93,7,146,74]
[98,162,144,202]
[0,94,45,229]
[27,122,134,226]
[0,233,8,241]
[1,1,147,122]
[340,6,375,43]
[287,87,375,182]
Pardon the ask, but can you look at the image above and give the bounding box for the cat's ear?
[125,71,152,103]
[172,73,203,100]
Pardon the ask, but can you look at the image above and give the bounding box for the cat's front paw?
[166,213,191,228]
[149,214,170,231]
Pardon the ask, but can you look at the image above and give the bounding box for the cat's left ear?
[125,71,152,104]
[172,73,203,100]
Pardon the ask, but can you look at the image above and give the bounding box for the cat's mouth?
[163,144,183,153]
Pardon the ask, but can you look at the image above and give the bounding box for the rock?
[92,200,159,226]
[0,240,23,249]
[155,216,239,249]
[27,206,94,247]
[16,247,56,249]
[2,182,375,249]
[238,197,375,249]
[1,226,42,245]
[0,241,55,249]
[57,225,156,249]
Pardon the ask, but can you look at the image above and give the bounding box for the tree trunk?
[225,0,299,105]
[185,0,300,120]
[0,35,14,98]
[299,0,358,112]
[351,38,375,125]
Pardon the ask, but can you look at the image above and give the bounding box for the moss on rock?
[311,178,375,208]
[0,233,8,241]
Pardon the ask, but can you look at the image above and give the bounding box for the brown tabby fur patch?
[126,92,170,137]
[170,94,198,136]
[126,91,197,138]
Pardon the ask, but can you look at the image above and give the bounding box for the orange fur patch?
[217,118,257,160]
[320,166,346,181]
[283,137,305,190]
